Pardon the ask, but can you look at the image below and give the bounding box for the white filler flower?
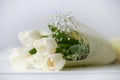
[42,53,65,71]
[33,37,58,54]
[9,48,31,70]
[18,30,41,47]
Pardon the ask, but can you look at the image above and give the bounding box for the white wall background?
[0,0,120,51]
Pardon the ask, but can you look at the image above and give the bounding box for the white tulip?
[42,53,65,71]
[9,48,31,71]
[27,52,65,71]
[33,37,58,55]
[18,30,41,47]
[27,52,46,70]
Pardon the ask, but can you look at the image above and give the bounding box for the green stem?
[41,35,49,38]
[58,44,72,47]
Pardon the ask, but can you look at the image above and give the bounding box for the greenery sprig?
[49,25,90,61]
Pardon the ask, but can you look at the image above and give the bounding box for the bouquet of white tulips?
[9,30,65,71]
[9,14,117,71]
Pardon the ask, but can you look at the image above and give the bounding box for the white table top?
[0,48,120,80]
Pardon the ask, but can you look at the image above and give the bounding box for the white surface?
[0,49,120,80]
[0,0,120,51]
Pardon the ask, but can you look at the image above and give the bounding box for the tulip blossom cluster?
[9,30,65,71]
